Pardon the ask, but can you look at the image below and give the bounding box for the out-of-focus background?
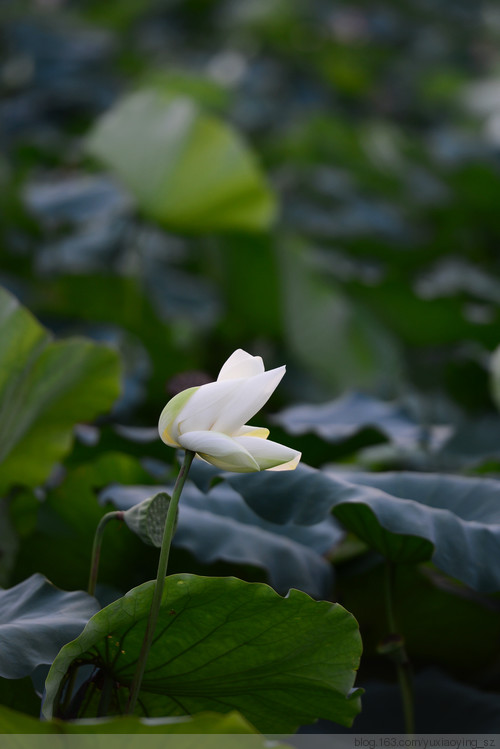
[4,1,500,734]
[2,0,500,426]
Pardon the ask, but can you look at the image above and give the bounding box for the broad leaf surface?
[87,90,276,233]
[0,574,98,679]
[100,481,341,598]
[0,286,121,494]
[221,464,500,588]
[333,470,500,590]
[43,574,362,731]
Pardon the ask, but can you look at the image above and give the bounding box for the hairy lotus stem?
[126,449,195,714]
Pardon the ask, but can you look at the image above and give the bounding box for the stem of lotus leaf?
[60,510,125,716]
[88,511,124,597]
[381,561,415,735]
[126,449,195,715]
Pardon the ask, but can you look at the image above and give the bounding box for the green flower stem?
[126,449,195,715]
[88,511,124,597]
[383,561,415,735]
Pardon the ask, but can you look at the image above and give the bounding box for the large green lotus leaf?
[331,471,500,591]
[0,286,120,494]
[221,465,500,584]
[0,705,269,737]
[0,574,99,679]
[86,90,276,233]
[43,574,362,732]
[99,480,341,598]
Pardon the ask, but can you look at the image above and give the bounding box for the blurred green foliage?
[2,0,500,734]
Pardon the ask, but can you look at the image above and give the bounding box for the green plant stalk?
[88,511,124,597]
[126,449,195,714]
[61,510,124,716]
[384,561,415,735]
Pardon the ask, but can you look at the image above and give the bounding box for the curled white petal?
[234,435,301,471]
[211,366,286,435]
[217,349,264,381]
[178,430,260,472]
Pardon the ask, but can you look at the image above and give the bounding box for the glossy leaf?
[0,574,98,679]
[0,286,121,494]
[87,90,277,233]
[43,574,362,731]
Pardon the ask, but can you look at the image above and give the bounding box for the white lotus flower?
[158,349,301,473]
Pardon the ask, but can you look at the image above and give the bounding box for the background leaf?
[273,391,450,449]
[100,480,342,598]
[86,90,277,233]
[220,464,500,585]
[0,286,121,494]
[0,574,98,679]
